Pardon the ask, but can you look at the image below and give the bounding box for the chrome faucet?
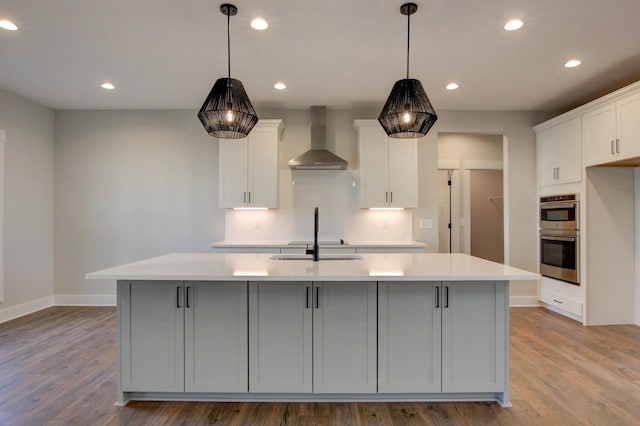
[305,207,320,261]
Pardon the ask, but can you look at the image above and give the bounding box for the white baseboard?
[54,294,116,306]
[0,296,54,324]
[509,295,540,307]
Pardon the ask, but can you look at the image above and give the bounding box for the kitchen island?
[87,253,538,407]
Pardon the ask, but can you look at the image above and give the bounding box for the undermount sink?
[270,254,362,261]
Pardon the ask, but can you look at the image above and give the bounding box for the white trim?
[0,130,4,303]
[502,136,510,265]
[635,169,640,325]
[463,169,470,254]
[0,296,54,324]
[54,294,117,306]
[437,159,461,170]
[509,295,540,307]
[541,302,584,323]
[464,160,504,170]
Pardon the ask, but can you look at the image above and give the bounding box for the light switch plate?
[419,219,433,229]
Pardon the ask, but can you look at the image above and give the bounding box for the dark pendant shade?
[198,77,258,139]
[378,78,438,139]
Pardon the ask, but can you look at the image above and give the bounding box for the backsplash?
[223,170,413,242]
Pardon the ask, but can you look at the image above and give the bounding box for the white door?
[378,282,441,393]
[616,91,640,160]
[583,103,617,166]
[184,282,248,393]
[358,126,389,207]
[219,137,248,207]
[247,127,278,208]
[388,138,418,207]
[441,281,506,393]
[119,281,185,392]
[249,282,313,393]
[312,282,377,393]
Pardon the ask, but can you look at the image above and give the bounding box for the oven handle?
[540,234,577,242]
[540,201,578,210]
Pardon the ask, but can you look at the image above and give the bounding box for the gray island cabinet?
[88,253,537,406]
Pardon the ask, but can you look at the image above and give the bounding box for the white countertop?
[86,253,538,282]
[209,240,427,248]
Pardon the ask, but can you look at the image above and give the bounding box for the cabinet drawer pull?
[444,286,449,308]
[176,286,182,308]
[553,299,563,304]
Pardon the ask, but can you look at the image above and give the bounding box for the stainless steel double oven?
[539,194,579,285]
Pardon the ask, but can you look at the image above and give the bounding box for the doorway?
[437,133,504,262]
[469,169,504,263]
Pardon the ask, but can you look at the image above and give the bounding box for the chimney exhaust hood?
[288,106,348,170]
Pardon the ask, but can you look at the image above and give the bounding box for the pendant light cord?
[227,12,231,79]
[406,10,410,79]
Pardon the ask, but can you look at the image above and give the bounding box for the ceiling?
[2,0,640,113]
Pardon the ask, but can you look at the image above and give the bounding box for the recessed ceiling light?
[504,19,523,31]
[101,82,115,90]
[274,82,286,90]
[0,20,18,31]
[564,59,582,68]
[250,18,268,30]
[446,83,459,90]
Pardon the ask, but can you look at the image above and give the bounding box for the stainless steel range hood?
[288,106,348,170]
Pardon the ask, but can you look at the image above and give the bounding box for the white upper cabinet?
[354,120,418,208]
[535,117,582,187]
[219,120,282,208]
[583,92,640,166]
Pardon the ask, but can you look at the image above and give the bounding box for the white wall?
[54,110,225,301]
[0,88,55,320]
[52,107,548,304]
[417,111,551,305]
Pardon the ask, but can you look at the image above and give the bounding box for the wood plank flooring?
[0,306,638,425]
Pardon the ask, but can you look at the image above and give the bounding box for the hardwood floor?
[0,306,638,425]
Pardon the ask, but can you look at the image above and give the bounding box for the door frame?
[0,129,4,303]
[437,160,461,253]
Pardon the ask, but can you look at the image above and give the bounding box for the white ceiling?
[2,0,640,112]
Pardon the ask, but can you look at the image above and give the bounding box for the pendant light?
[378,3,437,138]
[198,4,258,139]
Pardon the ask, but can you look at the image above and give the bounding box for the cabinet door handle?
[616,138,620,153]
[248,192,251,203]
[315,287,320,309]
[186,286,192,308]
[243,192,247,203]
[553,299,564,304]
[176,286,182,308]
[556,167,559,180]
[444,286,449,308]
[306,286,310,309]
[611,140,616,155]
[385,192,388,203]
[435,286,440,308]
[390,191,393,203]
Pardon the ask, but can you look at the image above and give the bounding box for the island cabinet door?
[312,281,377,394]
[249,282,313,393]
[184,282,248,393]
[119,281,185,392]
[441,281,507,393]
[377,282,442,393]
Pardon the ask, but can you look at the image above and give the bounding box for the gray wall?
[54,110,225,298]
[0,88,55,311]
[54,108,548,304]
